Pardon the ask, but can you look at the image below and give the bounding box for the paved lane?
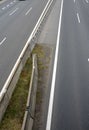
[46,0,89,129]
[0,0,19,16]
[0,0,48,91]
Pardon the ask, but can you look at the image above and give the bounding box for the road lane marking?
[46,0,64,130]
[74,0,75,3]
[9,8,18,16]
[10,2,13,4]
[2,7,6,10]
[0,37,6,45]
[88,58,89,62]
[25,7,32,15]
[7,4,10,7]
[13,0,16,2]
[77,13,80,23]
[85,0,89,3]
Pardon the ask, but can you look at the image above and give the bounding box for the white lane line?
[9,8,18,16]
[0,37,6,46]
[10,2,13,4]
[77,13,80,23]
[74,0,75,3]
[46,0,64,130]
[85,0,89,3]
[13,0,16,2]
[2,7,6,10]
[25,7,32,15]
[7,4,10,7]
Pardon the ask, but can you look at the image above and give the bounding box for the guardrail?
[21,54,38,130]
[0,0,55,122]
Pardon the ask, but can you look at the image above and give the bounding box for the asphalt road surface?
[0,0,49,91]
[47,0,89,129]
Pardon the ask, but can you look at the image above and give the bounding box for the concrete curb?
[21,54,38,130]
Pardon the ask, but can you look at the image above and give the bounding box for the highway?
[0,0,49,91]
[46,0,89,130]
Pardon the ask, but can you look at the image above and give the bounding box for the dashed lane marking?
[25,7,32,15]
[77,13,80,23]
[0,37,6,46]
[9,8,18,16]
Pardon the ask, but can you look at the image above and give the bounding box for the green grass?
[33,44,45,59]
[0,58,32,130]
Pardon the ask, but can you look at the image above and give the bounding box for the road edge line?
[46,0,64,129]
